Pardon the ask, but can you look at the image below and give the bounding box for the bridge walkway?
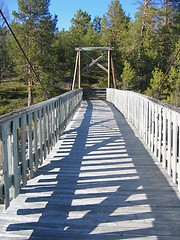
[0,100,180,239]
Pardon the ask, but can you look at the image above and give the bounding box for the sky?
[6,0,138,30]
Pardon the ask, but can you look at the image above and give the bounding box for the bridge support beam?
[108,50,111,88]
[72,47,116,90]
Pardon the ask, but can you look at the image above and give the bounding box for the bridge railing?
[0,89,83,209]
[107,88,180,191]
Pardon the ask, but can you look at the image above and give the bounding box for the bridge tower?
[72,47,116,90]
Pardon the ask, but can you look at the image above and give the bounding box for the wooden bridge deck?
[0,100,180,240]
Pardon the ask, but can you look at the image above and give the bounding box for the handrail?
[0,89,83,209]
[107,88,180,191]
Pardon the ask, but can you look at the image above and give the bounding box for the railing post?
[38,109,43,165]
[12,120,20,197]
[78,51,81,89]
[0,89,83,208]
[1,123,10,209]
[106,89,180,191]
[27,113,33,178]
[0,126,4,202]
[33,110,38,171]
[108,50,111,88]
[178,117,180,192]
[43,106,47,160]
[172,112,178,183]
[167,109,172,176]
[20,114,27,187]
[157,107,163,162]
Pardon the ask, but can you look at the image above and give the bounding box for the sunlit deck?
[0,100,180,239]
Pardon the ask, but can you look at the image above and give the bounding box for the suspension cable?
[0,9,50,96]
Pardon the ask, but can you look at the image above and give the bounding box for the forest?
[0,0,179,115]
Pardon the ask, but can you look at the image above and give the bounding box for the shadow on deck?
[0,100,180,240]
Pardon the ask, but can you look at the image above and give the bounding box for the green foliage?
[100,0,129,80]
[0,2,14,81]
[146,68,165,98]
[0,77,28,115]
[71,9,91,30]
[121,61,135,90]
[7,0,58,104]
[1,0,180,115]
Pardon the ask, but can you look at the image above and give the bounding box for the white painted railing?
[107,88,180,191]
[0,89,83,209]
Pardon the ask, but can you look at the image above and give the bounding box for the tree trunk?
[141,0,150,37]
[28,77,33,107]
[163,0,170,26]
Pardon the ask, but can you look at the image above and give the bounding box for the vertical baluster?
[12,119,20,197]
[20,114,27,187]
[158,107,162,162]
[33,110,38,171]
[47,106,50,154]
[148,102,152,149]
[172,112,177,183]
[49,103,53,149]
[52,103,55,146]
[27,113,33,178]
[7,123,13,200]
[162,108,167,168]
[151,103,155,153]
[43,107,47,160]
[167,109,172,176]
[154,104,158,157]
[56,100,60,141]
[1,123,10,209]
[178,118,180,192]
[59,99,63,136]
[145,101,149,145]
[39,108,43,165]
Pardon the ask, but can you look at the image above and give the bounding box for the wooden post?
[78,51,81,89]
[21,114,27,187]
[72,52,79,90]
[108,50,111,88]
[111,55,116,89]
[12,120,20,198]
[1,124,10,209]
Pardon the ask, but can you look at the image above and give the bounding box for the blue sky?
[6,0,138,30]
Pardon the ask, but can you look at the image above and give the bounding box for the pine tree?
[121,60,135,90]
[7,0,57,106]
[70,9,91,47]
[0,1,13,81]
[100,0,129,86]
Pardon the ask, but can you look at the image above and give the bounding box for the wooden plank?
[0,100,180,240]
[78,51,81,89]
[12,119,20,197]
[38,109,43,165]
[157,106,162,162]
[72,52,79,90]
[20,114,27,187]
[172,112,177,183]
[111,55,116,89]
[82,55,104,72]
[75,46,114,51]
[162,108,167,168]
[46,106,50,154]
[82,51,108,73]
[27,113,33,178]
[108,50,111,88]
[167,109,172,176]
[33,110,38,171]
[1,123,10,209]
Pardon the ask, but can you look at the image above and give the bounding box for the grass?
[0,77,28,115]
[0,76,70,116]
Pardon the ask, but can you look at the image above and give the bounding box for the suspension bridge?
[0,87,180,239]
